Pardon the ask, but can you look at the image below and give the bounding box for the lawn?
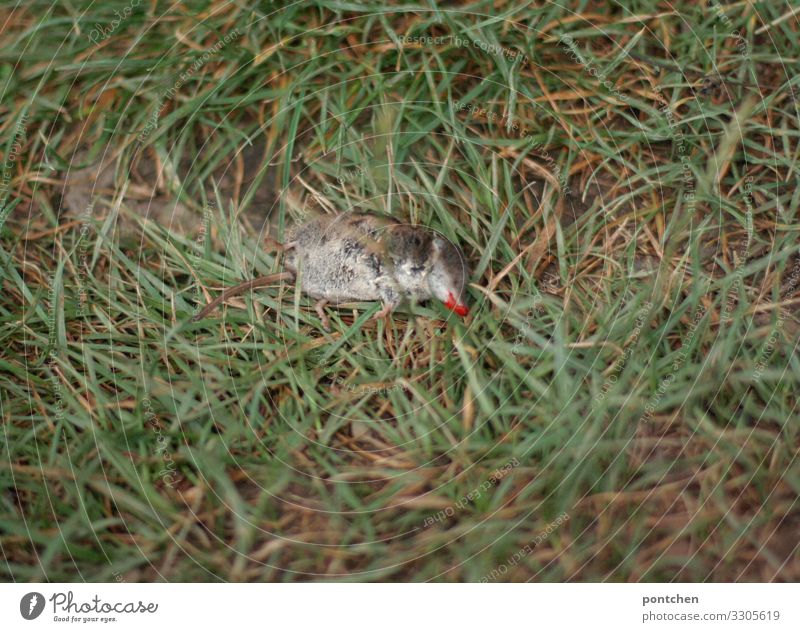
[1,0,798,581]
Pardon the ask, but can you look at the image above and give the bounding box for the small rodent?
[190,211,470,327]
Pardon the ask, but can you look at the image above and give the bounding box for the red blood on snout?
[445,292,469,317]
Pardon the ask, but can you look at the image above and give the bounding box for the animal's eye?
[410,265,425,274]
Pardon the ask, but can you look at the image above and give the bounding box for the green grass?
[1,0,799,581]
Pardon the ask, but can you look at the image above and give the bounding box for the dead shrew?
[191,211,470,327]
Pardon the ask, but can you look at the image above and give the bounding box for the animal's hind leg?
[264,237,296,252]
[373,286,401,323]
[315,299,330,331]
[373,302,394,321]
